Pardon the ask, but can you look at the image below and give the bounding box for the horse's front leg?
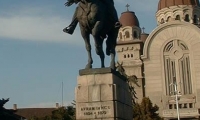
[80,27,93,69]
[92,21,105,68]
[85,42,93,69]
[94,38,105,68]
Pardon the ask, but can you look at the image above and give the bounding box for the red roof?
[14,108,56,119]
[119,11,140,27]
[158,0,200,10]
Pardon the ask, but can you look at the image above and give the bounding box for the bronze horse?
[64,0,119,69]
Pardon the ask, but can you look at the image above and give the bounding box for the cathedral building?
[116,0,200,119]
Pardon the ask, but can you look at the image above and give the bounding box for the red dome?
[158,0,200,10]
[119,11,140,27]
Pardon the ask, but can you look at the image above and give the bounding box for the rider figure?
[63,0,121,34]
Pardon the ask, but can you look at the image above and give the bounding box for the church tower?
[156,0,200,25]
[141,0,200,119]
[116,6,148,102]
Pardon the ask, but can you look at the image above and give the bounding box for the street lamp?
[170,77,181,120]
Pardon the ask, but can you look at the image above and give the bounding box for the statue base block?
[76,68,133,120]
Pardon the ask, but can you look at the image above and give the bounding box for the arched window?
[161,18,165,24]
[175,15,181,20]
[133,31,137,39]
[166,16,172,22]
[119,32,122,39]
[193,15,198,24]
[125,31,130,38]
[163,40,192,95]
[185,14,190,22]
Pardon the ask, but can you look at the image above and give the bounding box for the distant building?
[116,0,200,119]
[12,103,59,120]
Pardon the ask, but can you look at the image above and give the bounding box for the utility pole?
[62,81,63,107]
[170,77,180,120]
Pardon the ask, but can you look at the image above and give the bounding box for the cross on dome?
[126,4,130,11]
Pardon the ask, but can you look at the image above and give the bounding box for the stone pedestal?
[76,68,133,120]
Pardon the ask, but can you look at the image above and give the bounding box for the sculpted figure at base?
[63,0,120,69]
[117,62,140,104]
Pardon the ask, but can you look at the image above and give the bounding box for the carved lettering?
[84,112,93,115]
[80,105,111,116]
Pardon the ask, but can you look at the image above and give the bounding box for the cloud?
[0,6,82,45]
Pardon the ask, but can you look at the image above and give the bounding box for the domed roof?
[158,0,200,10]
[119,11,140,27]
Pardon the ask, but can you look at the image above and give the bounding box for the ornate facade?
[116,0,200,119]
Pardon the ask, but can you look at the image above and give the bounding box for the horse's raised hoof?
[85,64,92,69]
[63,26,74,35]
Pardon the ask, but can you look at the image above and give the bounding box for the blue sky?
[0,0,159,108]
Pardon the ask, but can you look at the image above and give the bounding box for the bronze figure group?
[63,0,121,69]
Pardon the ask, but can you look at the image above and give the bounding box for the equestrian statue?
[63,0,121,69]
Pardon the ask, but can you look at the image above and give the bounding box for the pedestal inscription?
[76,101,114,119]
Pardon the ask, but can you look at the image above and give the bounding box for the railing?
[163,108,199,118]
[162,94,199,118]
[168,103,194,109]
